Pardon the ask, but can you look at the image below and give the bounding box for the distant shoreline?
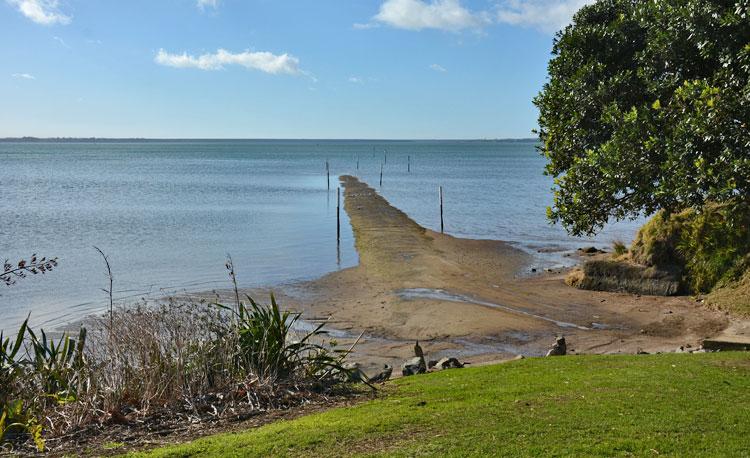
[0,137,539,143]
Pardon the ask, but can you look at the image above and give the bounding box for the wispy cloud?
[373,0,488,32]
[495,0,592,33]
[6,0,71,25]
[53,35,70,48]
[429,63,447,72]
[196,0,218,10]
[352,22,380,30]
[155,48,303,76]
[11,73,36,80]
[348,76,364,84]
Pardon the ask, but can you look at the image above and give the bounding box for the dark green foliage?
[0,319,28,407]
[535,0,750,236]
[0,318,84,452]
[217,294,348,382]
[26,327,87,402]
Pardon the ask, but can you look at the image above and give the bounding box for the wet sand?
[240,176,736,374]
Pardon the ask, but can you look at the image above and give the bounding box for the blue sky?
[0,0,590,139]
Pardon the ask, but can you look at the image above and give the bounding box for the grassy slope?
[707,270,750,317]
[133,354,750,457]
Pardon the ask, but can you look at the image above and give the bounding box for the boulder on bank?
[545,336,567,356]
[402,356,426,376]
[566,259,680,296]
[342,362,367,382]
[369,365,393,383]
[430,357,464,371]
[578,246,605,255]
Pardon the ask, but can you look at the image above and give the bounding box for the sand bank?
[243,176,736,373]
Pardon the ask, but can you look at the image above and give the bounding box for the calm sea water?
[0,140,642,333]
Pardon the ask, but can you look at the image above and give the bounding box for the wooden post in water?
[337,187,341,243]
[408,155,411,173]
[379,163,383,187]
[439,186,444,233]
[326,160,330,190]
[356,155,359,170]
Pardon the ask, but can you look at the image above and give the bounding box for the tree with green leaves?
[534,0,750,237]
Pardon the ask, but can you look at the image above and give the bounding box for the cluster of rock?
[578,246,606,255]
[402,341,466,376]
[343,334,742,387]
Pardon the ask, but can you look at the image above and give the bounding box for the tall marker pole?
[439,186,444,233]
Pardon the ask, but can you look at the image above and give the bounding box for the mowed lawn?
[133,353,750,457]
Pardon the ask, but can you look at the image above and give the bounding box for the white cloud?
[348,76,364,84]
[429,63,447,72]
[155,48,302,76]
[373,0,488,32]
[197,0,218,9]
[11,73,36,80]
[6,0,71,25]
[495,0,593,33]
[365,0,590,34]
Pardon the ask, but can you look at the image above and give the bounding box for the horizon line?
[1,136,538,142]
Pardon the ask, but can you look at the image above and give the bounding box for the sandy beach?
[224,175,740,375]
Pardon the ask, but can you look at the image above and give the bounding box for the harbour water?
[0,139,642,332]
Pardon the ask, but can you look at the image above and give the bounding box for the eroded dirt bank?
[243,176,736,373]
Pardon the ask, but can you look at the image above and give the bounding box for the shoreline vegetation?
[566,202,750,316]
[2,176,749,455]
[1,281,362,454]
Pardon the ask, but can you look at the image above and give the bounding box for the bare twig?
[225,255,241,312]
[93,246,114,330]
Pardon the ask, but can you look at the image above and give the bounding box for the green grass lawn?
[132,353,750,457]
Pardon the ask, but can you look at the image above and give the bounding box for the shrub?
[612,241,628,257]
[1,295,352,453]
[219,293,346,382]
[630,202,750,293]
